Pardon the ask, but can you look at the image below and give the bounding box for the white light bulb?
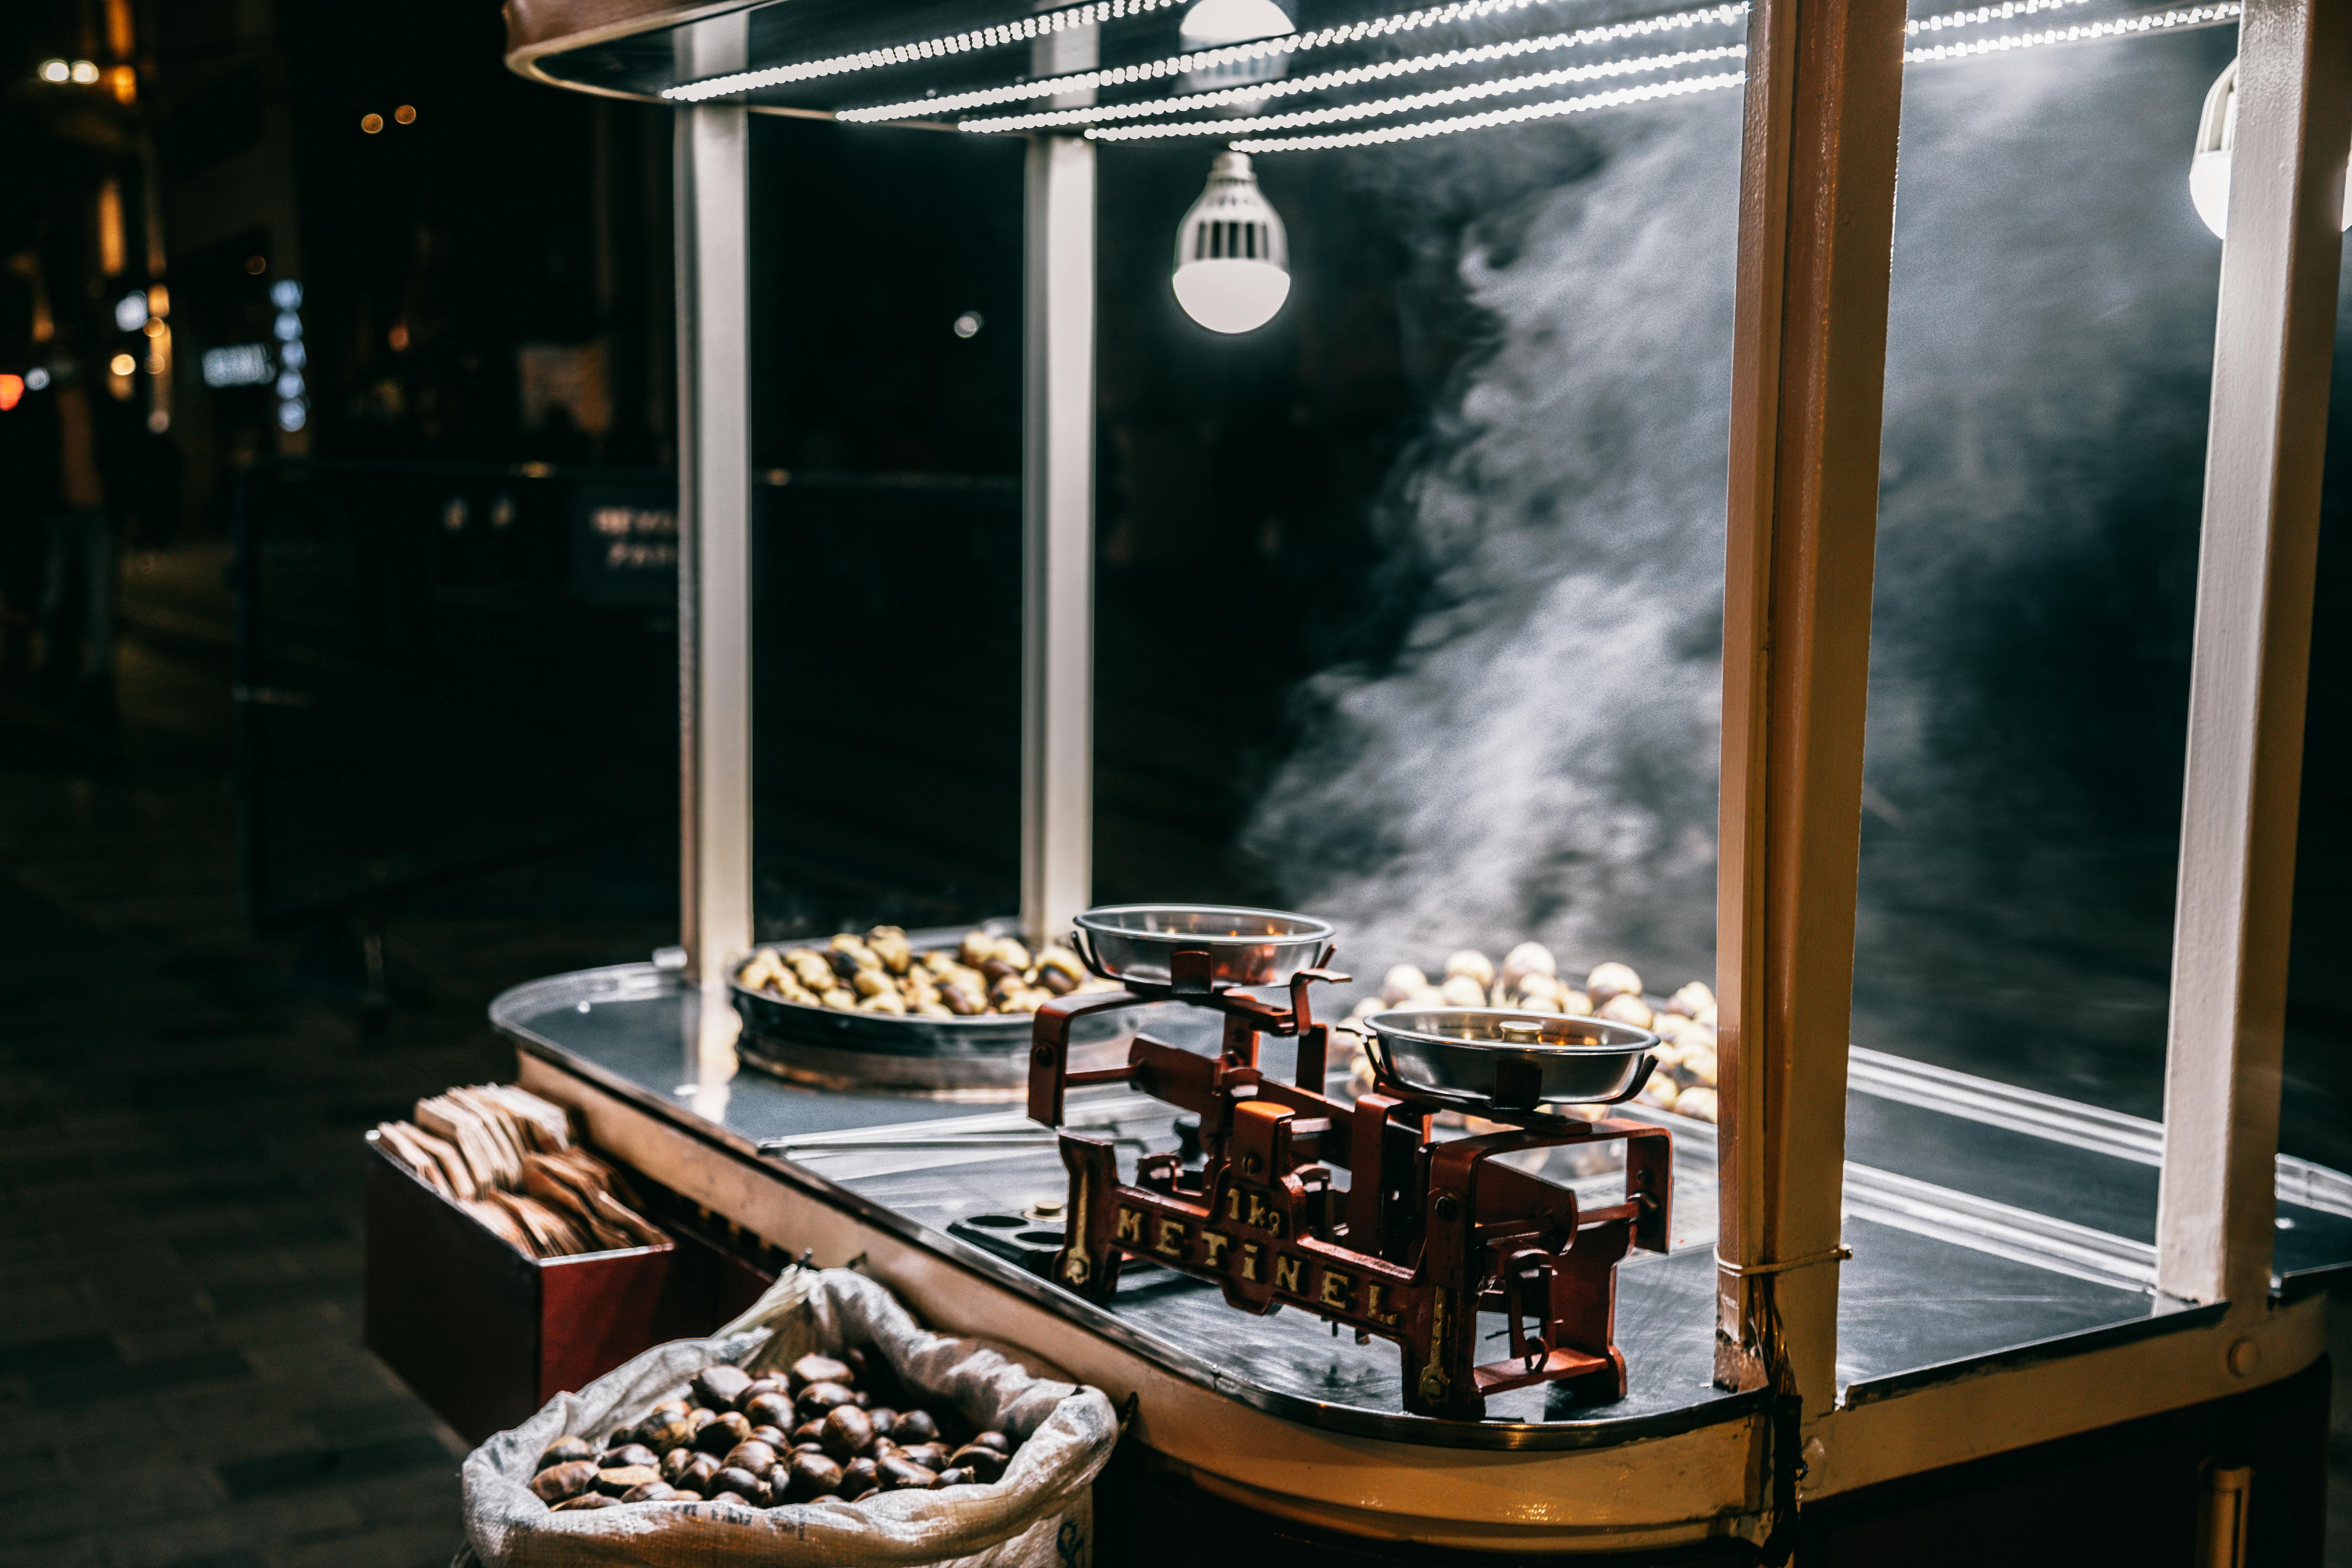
[114,291,148,333]
[38,59,70,83]
[1171,150,1291,334]
[2191,57,2352,240]
[1180,0,1293,88]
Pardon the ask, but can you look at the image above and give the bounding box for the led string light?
[1086,44,1744,139]
[959,4,1746,132]
[1223,0,2237,152]
[1907,0,2090,34]
[1228,70,1743,150]
[662,0,1181,102]
[1903,0,2238,61]
[840,0,1737,122]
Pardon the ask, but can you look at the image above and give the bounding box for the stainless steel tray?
[730,924,1135,1097]
[1360,1008,1658,1112]
[1072,903,1335,989]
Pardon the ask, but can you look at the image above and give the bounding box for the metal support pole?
[1712,0,1907,1440]
[1020,15,1099,951]
[2156,0,2352,1309]
[674,14,752,1095]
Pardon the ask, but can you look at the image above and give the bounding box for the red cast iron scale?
[1025,906,1672,1420]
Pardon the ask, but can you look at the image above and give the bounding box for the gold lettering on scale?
[1243,1192,1286,1237]
[1114,1208,1143,1245]
[1202,1232,1232,1269]
[1273,1255,1302,1294]
[1224,1188,1244,1222]
[1318,1269,1352,1310]
[1364,1282,1401,1326]
[1154,1216,1185,1258]
[1239,1242,1262,1282]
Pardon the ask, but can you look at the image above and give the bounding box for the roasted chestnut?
[660,1447,696,1484]
[820,1404,874,1463]
[530,1459,599,1503]
[936,1467,974,1488]
[793,1418,827,1446]
[866,1408,897,1441]
[892,1410,938,1446]
[966,1431,1011,1454]
[692,1365,754,1409]
[785,1451,845,1501]
[840,1457,878,1497]
[537,1436,596,1472]
[684,1407,718,1437]
[636,1406,696,1452]
[737,1376,789,1409]
[749,1424,789,1449]
[621,1480,678,1503]
[684,1453,723,1491]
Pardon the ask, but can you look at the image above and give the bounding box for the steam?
[1241,22,2238,1102]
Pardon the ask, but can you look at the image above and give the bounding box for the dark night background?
[2,0,2351,1563]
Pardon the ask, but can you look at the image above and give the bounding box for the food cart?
[383,0,2352,1555]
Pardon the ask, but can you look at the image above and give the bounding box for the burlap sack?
[456,1268,1115,1568]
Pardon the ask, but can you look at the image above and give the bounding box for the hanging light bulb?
[2190,57,2352,240]
[1172,150,1291,334]
[1179,0,1294,89]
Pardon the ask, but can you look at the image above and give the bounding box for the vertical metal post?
[675,14,753,1093]
[2156,0,2352,1309]
[1020,18,1099,950]
[1712,0,1907,1441]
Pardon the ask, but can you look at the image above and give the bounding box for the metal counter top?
[491,963,2352,1449]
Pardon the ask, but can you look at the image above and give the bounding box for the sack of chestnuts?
[460,1268,1118,1567]
[527,1349,1022,1510]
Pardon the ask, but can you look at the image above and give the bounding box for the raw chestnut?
[692,1365,754,1409]
[683,1453,723,1490]
[694,1412,752,1455]
[951,1444,1008,1482]
[595,1465,661,1497]
[785,1451,845,1501]
[877,1455,940,1491]
[936,1467,974,1488]
[683,1407,718,1437]
[839,1457,878,1497]
[821,1405,874,1463]
[867,1408,898,1441]
[714,1466,767,1505]
[723,1440,778,1476]
[597,1443,657,1470]
[660,1448,696,1484]
[892,1410,939,1446]
[636,1409,696,1452]
[553,1492,619,1512]
[621,1481,677,1503]
[796,1381,856,1422]
[744,1393,795,1431]
[897,1442,950,1472]
[966,1430,1010,1454]
[852,1390,872,1409]
[749,1424,789,1449]
[790,1353,853,1391]
[670,1490,703,1503]
[792,1419,827,1446]
[738,1375,790,1410]
[530,1460,599,1503]
[538,1436,596,1472]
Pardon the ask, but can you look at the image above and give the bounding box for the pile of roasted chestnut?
[528,1352,1016,1511]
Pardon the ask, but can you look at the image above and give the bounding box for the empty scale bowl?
[1361,1008,1658,1111]
[1072,904,1335,989]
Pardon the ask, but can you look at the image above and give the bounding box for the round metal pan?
[1359,1007,1658,1110]
[730,930,1136,1097]
[1072,903,1334,989]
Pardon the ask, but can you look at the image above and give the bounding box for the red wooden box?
[363,1132,764,1443]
